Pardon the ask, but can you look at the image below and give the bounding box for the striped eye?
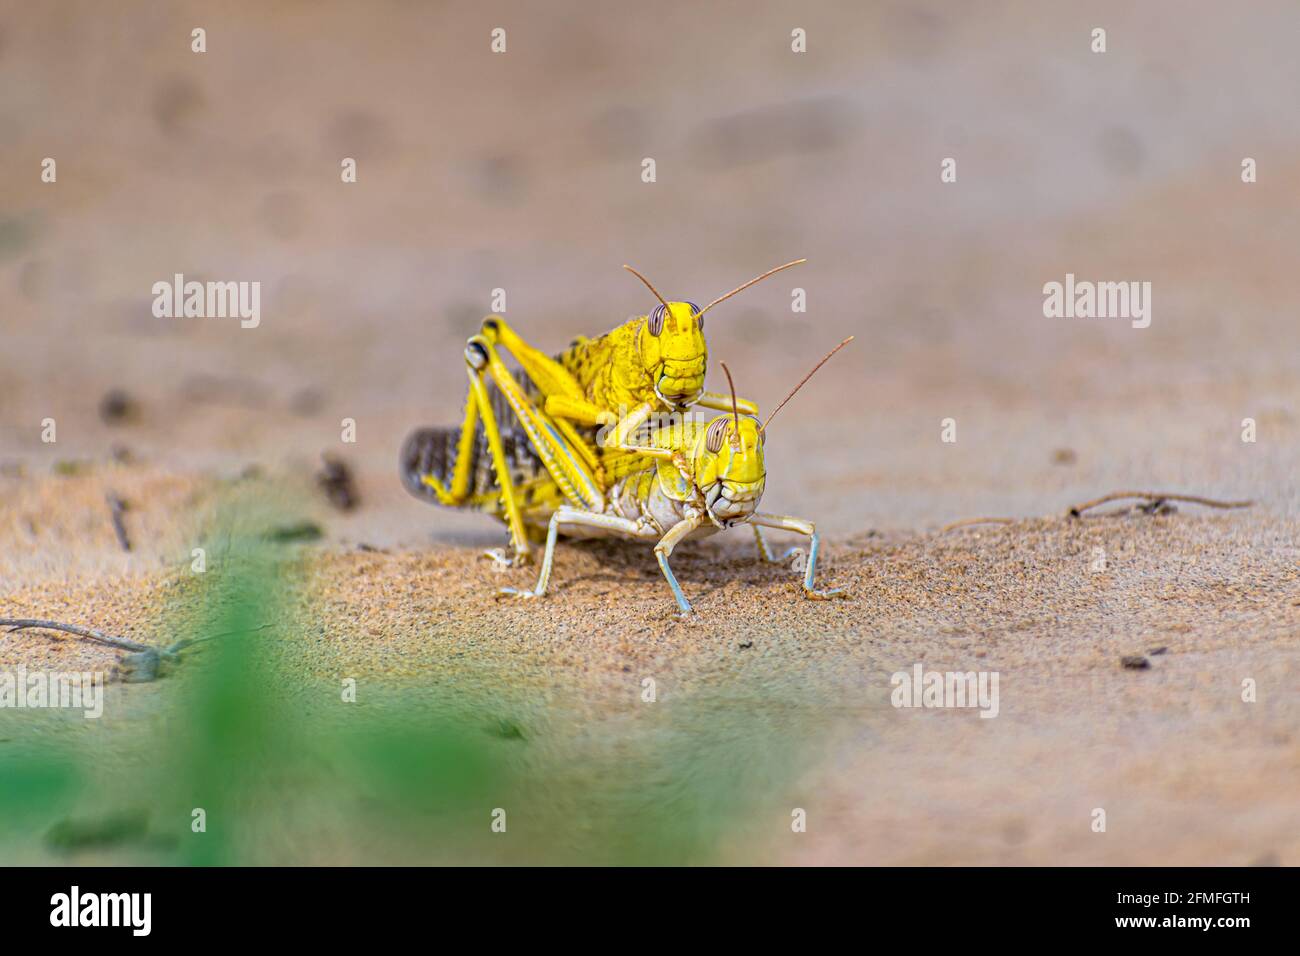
[705,418,728,453]
[686,302,702,329]
[648,304,666,336]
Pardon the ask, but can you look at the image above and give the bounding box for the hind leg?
[472,335,606,513]
[480,317,587,407]
[415,389,480,506]
[464,342,534,564]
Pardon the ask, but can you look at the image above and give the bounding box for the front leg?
[696,391,759,417]
[748,512,847,601]
[654,515,705,615]
[597,401,655,449]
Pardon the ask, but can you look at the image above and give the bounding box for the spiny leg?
[465,345,532,565]
[415,388,480,506]
[748,512,847,601]
[500,508,650,600]
[474,335,606,513]
[483,314,611,484]
[654,515,705,615]
[480,316,587,407]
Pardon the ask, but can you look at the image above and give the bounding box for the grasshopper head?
[695,338,853,529]
[641,302,706,410]
[622,259,806,412]
[694,413,765,527]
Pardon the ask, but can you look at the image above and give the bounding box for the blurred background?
[2,0,1296,546]
[1,1,1298,867]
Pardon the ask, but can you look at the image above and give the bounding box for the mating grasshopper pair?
[400,261,850,614]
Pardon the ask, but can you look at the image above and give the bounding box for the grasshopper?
[404,333,852,615]
[401,259,804,564]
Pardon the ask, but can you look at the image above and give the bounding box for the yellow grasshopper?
[401,259,804,564]
[487,337,854,615]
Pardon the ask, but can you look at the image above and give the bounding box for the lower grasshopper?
[400,260,803,564]
[404,333,852,615]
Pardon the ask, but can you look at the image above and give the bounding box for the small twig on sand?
[1067,491,1253,518]
[939,516,1016,533]
[0,618,150,653]
[106,492,131,551]
[1,618,275,683]
[939,489,1253,534]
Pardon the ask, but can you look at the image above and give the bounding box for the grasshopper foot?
[802,585,848,601]
[483,547,531,568]
[496,586,540,600]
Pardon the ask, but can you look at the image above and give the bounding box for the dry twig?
[1066,491,1253,518]
[0,618,150,653]
[939,489,1253,535]
[0,619,273,661]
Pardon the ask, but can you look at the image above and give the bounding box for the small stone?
[99,389,139,424]
[316,454,358,511]
[1120,655,1150,670]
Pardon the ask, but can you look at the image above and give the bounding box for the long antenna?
[694,258,806,319]
[719,361,741,448]
[622,264,672,312]
[761,336,853,435]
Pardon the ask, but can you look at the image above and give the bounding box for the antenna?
[693,258,806,320]
[760,336,853,436]
[622,264,672,312]
[719,361,742,449]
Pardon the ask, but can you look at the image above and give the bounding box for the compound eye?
[648,304,666,336]
[687,302,702,329]
[705,418,728,454]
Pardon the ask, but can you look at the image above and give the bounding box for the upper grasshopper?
[477,259,804,442]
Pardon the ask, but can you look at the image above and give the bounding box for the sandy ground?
[1,466,1297,864]
[1,1,1299,863]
